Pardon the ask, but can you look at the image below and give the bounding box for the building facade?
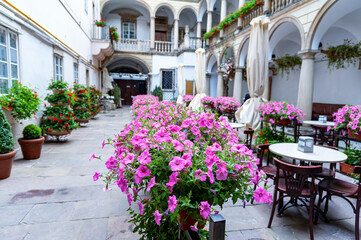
[0,0,360,119]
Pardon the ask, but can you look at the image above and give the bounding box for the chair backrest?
[274,158,322,197]
[243,128,254,149]
[256,144,271,167]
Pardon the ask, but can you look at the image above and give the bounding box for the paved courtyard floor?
[0,107,359,240]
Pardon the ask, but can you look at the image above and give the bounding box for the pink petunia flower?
[169,157,186,171]
[168,195,178,213]
[93,172,100,181]
[154,210,162,226]
[136,165,151,178]
[147,176,156,191]
[253,187,272,205]
[199,201,211,219]
[138,201,144,215]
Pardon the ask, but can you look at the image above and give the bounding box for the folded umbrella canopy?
[235,15,270,131]
[189,48,207,110]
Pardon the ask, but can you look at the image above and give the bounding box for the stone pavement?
[0,107,359,240]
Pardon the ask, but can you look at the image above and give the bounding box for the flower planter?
[50,103,68,107]
[276,119,291,126]
[47,130,71,136]
[0,150,16,180]
[178,210,206,231]
[75,118,89,123]
[222,109,237,114]
[349,132,361,140]
[18,136,45,160]
[339,162,356,175]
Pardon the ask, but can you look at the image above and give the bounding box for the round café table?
[302,120,336,146]
[303,120,334,127]
[269,143,347,163]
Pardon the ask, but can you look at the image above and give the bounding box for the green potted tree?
[0,108,15,179]
[18,124,44,160]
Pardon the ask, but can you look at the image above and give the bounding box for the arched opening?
[310,0,361,105]
[106,56,150,105]
[269,21,302,105]
[199,0,208,36]
[210,0,221,27]
[237,38,249,101]
[207,54,218,97]
[220,46,235,96]
[227,0,239,14]
[101,0,151,41]
[155,5,175,42]
[179,8,198,48]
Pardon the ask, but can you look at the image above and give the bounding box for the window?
[73,63,79,83]
[122,22,135,39]
[0,27,19,94]
[161,70,174,91]
[84,0,88,14]
[54,54,63,81]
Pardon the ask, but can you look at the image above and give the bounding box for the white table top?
[229,122,244,129]
[303,120,335,127]
[269,143,347,163]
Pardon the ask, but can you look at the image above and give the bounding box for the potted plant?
[183,95,194,107]
[109,84,121,108]
[151,86,163,101]
[339,148,361,175]
[88,86,102,117]
[131,95,160,117]
[73,84,92,124]
[109,26,119,42]
[201,96,216,110]
[94,19,106,27]
[0,108,15,180]
[332,105,361,140]
[220,58,235,97]
[273,54,302,77]
[258,101,305,126]
[92,96,271,239]
[41,80,79,137]
[0,82,41,122]
[18,124,44,160]
[216,97,241,114]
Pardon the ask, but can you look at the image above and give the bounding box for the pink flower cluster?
[201,96,216,107]
[216,97,241,112]
[93,95,271,228]
[183,95,195,104]
[258,101,304,122]
[332,105,361,135]
[131,95,159,114]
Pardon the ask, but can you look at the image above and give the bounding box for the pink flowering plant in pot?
[216,97,241,113]
[201,96,216,109]
[331,105,361,137]
[258,101,304,125]
[182,95,195,106]
[92,96,271,239]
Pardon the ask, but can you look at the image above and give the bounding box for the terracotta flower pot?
[339,162,355,175]
[18,136,45,160]
[276,119,291,126]
[349,132,361,140]
[75,118,89,123]
[178,209,206,231]
[0,150,16,179]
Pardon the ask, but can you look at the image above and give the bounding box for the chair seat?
[278,179,313,197]
[260,165,284,178]
[314,167,334,178]
[318,178,358,197]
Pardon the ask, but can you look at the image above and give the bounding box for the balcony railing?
[114,39,151,52]
[154,41,173,53]
[271,0,300,13]
[179,37,207,50]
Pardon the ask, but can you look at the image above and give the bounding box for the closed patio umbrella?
[235,15,270,131]
[189,48,206,110]
[176,63,184,104]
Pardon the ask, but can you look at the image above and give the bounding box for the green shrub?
[23,124,42,140]
[151,86,163,101]
[110,85,121,105]
[344,148,361,166]
[0,108,14,154]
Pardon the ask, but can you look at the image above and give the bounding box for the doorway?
[116,80,146,105]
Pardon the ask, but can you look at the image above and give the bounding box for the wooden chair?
[315,166,361,240]
[268,158,322,240]
[243,128,254,149]
[313,125,335,146]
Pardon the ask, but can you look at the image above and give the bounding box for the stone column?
[297,50,318,120]
[174,19,179,51]
[196,21,202,48]
[217,71,224,97]
[184,25,190,48]
[264,0,272,15]
[233,67,243,103]
[238,0,246,29]
[220,0,227,38]
[207,11,213,32]
[150,16,155,49]
[206,73,211,96]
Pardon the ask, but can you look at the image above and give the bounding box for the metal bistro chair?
[313,125,335,146]
[315,166,361,240]
[268,158,322,240]
[310,145,338,179]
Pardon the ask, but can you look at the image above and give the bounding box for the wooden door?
[155,31,167,41]
[117,80,147,105]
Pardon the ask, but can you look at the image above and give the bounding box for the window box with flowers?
[94,19,106,27]
[91,95,272,239]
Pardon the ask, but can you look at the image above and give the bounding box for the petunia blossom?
[154,210,162,226]
[253,187,272,205]
[199,201,211,219]
[138,201,144,215]
[93,172,100,181]
[168,195,178,213]
[147,176,156,191]
[136,165,151,178]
